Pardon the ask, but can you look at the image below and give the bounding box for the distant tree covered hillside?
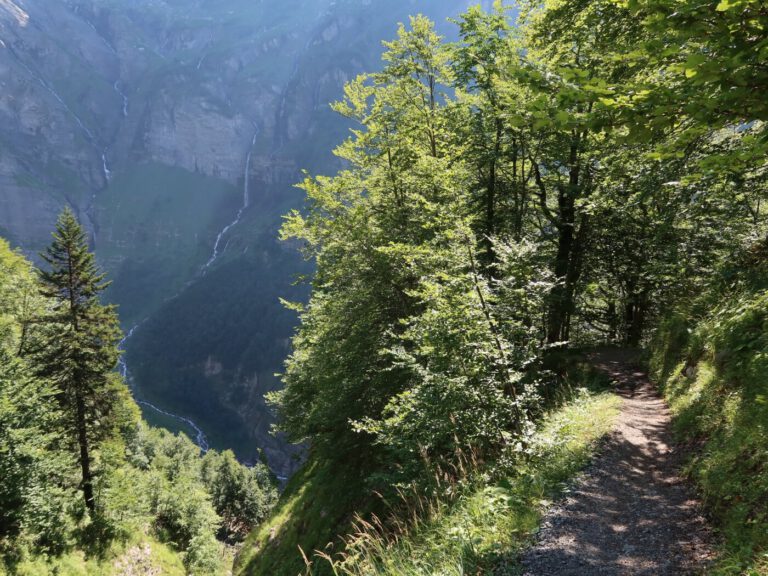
[0,216,276,575]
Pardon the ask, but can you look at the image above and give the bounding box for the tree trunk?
[607,301,618,342]
[546,212,573,343]
[483,160,496,265]
[624,291,648,347]
[75,391,95,514]
[546,136,587,344]
[546,187,576,342]
[482,118,503,269]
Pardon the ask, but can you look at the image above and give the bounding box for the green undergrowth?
[236,357,621,576]
[650,288,768,575]
[1,530,235,576]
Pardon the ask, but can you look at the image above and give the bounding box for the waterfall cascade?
[203,129,260,271]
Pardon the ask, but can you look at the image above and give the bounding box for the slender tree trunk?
[546,135,586,344]
[511,140,523,241]
[546,218,573,343]
[482,118,503,268]
[564,215,589,333]
[75,390,95,513]
[68,247,95,514]
[607,301,618,342]
[428,75,437,158]
[624,290,648,347]
[546,184,576,343]
[483,161,497,266]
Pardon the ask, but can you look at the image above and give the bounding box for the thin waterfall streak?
[114,81,128,117]
[118,323,210,452]
[102,151,112,182]
[202,129,259,271]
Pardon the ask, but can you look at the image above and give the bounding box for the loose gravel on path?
[520,350,716,575]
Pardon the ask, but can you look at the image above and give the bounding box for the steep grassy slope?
[234,457,378,576]
[235,359,621,576]
[650,257,768,575]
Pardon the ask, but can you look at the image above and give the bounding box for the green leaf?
[715,0,740,11]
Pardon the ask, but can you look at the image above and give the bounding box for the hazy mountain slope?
[0,0,472,476]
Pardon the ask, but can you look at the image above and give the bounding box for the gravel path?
[520,350,715,575]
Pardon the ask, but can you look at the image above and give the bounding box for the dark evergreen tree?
[33,209,124,515]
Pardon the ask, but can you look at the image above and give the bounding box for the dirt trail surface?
[520,349,715,575]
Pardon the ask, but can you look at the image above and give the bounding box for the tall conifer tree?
[34,208,123,515]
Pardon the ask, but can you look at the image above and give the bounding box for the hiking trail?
[520,349,716,575]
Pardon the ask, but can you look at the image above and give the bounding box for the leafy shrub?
[201,450,277,541]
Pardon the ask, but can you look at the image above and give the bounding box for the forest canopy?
[271,0,766,483]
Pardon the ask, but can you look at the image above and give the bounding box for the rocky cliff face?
[0,0,471,477]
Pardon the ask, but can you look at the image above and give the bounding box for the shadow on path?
[518,349,715,575]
